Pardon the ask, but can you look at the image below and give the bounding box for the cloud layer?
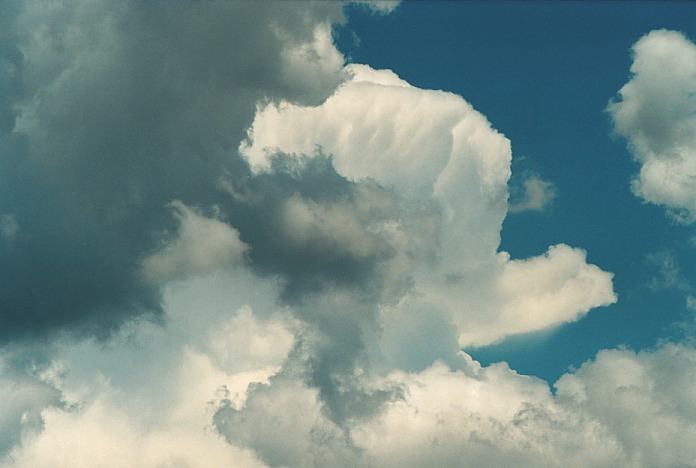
[0,2,692,466]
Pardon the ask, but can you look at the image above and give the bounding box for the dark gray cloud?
[220,154,404,303]
[0,0,346,340]
[1,1,413,448]
[215,154,415,430]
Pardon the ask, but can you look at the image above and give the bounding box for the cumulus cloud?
[241,64,615,347]
[609,29,696,222]
[215,341,696,468]
[3,3,689,468]
[458,244,616,347]
[3,269,292,467]
[4,281,696,468]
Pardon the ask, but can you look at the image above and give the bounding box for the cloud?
[366,342,696,467]
[608,29,696,222]
[219,155,406,303]
[0,0,349,339]
[9,398,267,468]
[241,64,615,347]
[4,273,695,468]
[688,295,696,312]
[352,1,402,14]
[215,341,696,468]
[2,4,687,468]
[3,269,292,467]
[458,244,616,347]
[0,354,62,457]
[141,201,248,283]
[509,173,557,213]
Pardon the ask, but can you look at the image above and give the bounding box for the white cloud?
[206,305,294,375]
[361,342,696,467]
[458,244,617,347]
[4,270,292,467]
[141,201,249,283]
[509,173,557,213]
[687,295,696,312]
[555,343,696,467]
[9,396,267,468]
[218,342,696,468]
[242,64,615,347]
[608,29,696,222]
[352,359,617,468]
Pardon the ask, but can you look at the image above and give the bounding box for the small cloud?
[508,173,557,213]
[645,249,690,292]
[352,1,401,14]
[687,295,696,312]
[0,214,18,241]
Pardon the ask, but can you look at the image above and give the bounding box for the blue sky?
[338,1,696,382]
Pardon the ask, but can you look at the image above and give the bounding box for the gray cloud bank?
[0,0,346,339]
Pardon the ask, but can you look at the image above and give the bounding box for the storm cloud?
[0,0,347,338]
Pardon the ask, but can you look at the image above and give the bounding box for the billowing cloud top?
[0,1,693,466]
[242,63,616,347]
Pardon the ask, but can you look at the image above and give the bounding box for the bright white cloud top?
[1,0,695,466]
[242,64,616,347]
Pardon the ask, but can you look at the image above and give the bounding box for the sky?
[1,1,696,467]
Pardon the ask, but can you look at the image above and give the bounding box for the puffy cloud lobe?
[141,201,248,283]
[242,64,616,347]
[215,378,357,468]
[555,343,696,467]
[608,29,696,222]
[483,245,616,345]
[351,360,613,468]
[207,305,294,375]
[216,342,696,468]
